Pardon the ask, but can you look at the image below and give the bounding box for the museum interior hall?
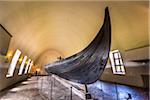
[0,1,149,100]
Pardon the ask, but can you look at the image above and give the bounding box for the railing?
[36,75,134,100]
[37,74,86,100]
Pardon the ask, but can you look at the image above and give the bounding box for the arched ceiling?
[0,1,149,66]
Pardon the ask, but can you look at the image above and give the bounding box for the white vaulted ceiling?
[0,1,149,66]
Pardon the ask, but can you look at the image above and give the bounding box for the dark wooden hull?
[45,7,111,84]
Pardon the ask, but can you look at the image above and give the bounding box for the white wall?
[101,65,149,88]
[0,58,28,91]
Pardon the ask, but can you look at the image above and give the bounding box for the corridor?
[0,76,148,100]
[0,1,149,100]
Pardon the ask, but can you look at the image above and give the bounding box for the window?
[24,59,31,74]
[109,50,125,75]
[6,49,21,77]
[18,56,27,75]
[28,61,33,73]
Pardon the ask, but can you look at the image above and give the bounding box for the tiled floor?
[88,81,149,100]
[0,76,83,100]
[0,77,43,100]
[0,76,149,100]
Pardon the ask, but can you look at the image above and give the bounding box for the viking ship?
[45,7,111,84]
